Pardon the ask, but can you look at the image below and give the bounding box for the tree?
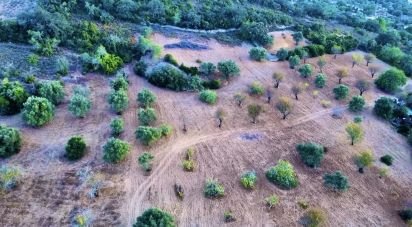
[37,80,65,105]
[103,137,130,163]
[266,160,298,189]
[272,72,284,88]
[215,108,225,128]
[100,53,123,74]
[22,96,55,127]
[302,50,309,63]
[369,66,379,78]
[289,55,300,69]
[375,68,407,93]
[240,171,257,189]
[276,48,289,61]
[164,54,178,66]
[374,97,394,120]
[108,89,129,114]
[331,45,342,59]
[378,45,404,66]
[317,56,327,73]
[199,90,217,105]
[336,68,349,84]
[204,179,225,198]
[68,93,91,118]
[355,79,370,96]
[345,122,363,145]
[0,125,21,158]
[291,83,306,100]
[0,79,29,115]
[247,104,263,124]
[138,108,157,126]
[249,47,267,61]
[249,81,264,96]
[217,60,240,81]
[352,53,363,68]
[135,125,172,146]
[380,154,393,166]
[133,60,148,77]
[315,74,327,88]
[292,32,303,45]
[234,93,246,107]
[276,97,293,119]
[299,64,313,78]
[111,74,129,91]
[137,88,156,108]
[238,22,273,46]
[364,53,375,66]
[133,208,175,227]
[265,195,279,209]
[28,30,60,56]
[323,171,349,192]
[65,136,86,161]
[355,150,374,173]
[349,96,366,112]
[138,152,154,172]
[110,117,124,136]
[333,85,349,100]
[296,142,325,168]
[199,62,216,77]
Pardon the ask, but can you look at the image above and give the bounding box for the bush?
[108,89,129,114]
[199,90,217,104]
[354,116,363,123]
[133,208,175,227]
[135,125,172,146]
[137,108,157,126]
[218,60,240,81]
[249,81,264,96]
[100,53,124,74]
[65,136,86,161]
[375,68,407,93]
[22,96,55,127]
[249,47,267,61]
[110,117,124,137]
[147,63,189,91]
[111,74,129,91]
[202,79,222,90]
[299,64,313,78]
[28,30,60,56]
[355,150,374,172]
[289,55,300,69]
[323,171,349,192]
[138,152,154,172]
[0,125,21,158]
[306,208,327,227]
[349,96,365,112]
[133,60,147,77]
[265,195,279,209]
[266,160,298,189]
[204,179,225,198]
[276,48,289,61]
[36,80,65,105]
[314,74,327,88]
[296,142,325,168]
[199,62,216,77]
[240,171,257,189]
[137,89,156,108]
[399,209,412,222]
[333,84,349,100]
[380,154,394,166]
[182,159,195,172]
[164,54,178,66]
[103,137,130,163]
[238,22,273,46]
[68,93,91,118]
[0,165,22,191]
[346,122,364,145]
[374,97,394,120]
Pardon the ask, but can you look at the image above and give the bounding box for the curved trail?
[125,104,348,225]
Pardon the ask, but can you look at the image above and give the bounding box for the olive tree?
[355,79,370,96]
[215,108,225,128]
[364,53,376,66]
[272,72,284,88]
[345,122,363,145]
[65,136,86,161]
[133,208,175,227]
[331,45,342,59]
[266,160,298,189]
[249,47,267,61]
[22,96,55,127]
[137,108,157,126]
[291,83,306,100]
[323,171,349,192]
[108,89,129,114]
[317,56,327,73]
[292,32,303,45]
[369,65,379,78]
[247,104,263,124]
[68,93,91,118]
[138,152,154,172]
[37,80,65,105]
[137,88,157,108]
[110,117,124,136]
[276,97,293,119]
[315,74,327,88]
[355,150,374,173]
[336,68,349,84]
[299,64,313,78]
[333,85,349,100]
[289,55,300,69]
[373,97,394,120]
[375,68,407,93]
[349,96,366,112]
[296,142,325,168]
[103,137,130,163]
[233,93,246,107]
[0,79,29,115]
[217,60,240,81]
[0,125,21,158]
[352,53,363,68]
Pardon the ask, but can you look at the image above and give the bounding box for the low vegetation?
[296,142,325,168]
[102,138,130,163]
[204,179,225,198]
[0,125,21,158]
[65,136,87,161]
[266,160,298,190]
[133,208,175,227]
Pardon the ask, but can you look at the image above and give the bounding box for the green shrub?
[240,171,257,189]
[349,96,366,112]
[346,123,364,145]
[266,160,298,189]
[133,208,175,227]
[0,125,21,158]
[56,56,69,76]
[299,64,313,78]
[375,68,407,93]
[137,89,157,108]
[265,195,279,209]
[100,53,123,74]
[68,93,91,118]
[164,54,178,66]
[314,74,327,88]
[159,124,173,137]
[147,63,189,91]
[0,165,22,191]
[111,74,129,91]
[355,150,374,172]
[353,116,363,123]
[138,152,154,172]
[399,209,412,222]
[217,60,240,81]
[374,97,394,120]
[289,55,300,69]
[108,89,129,114]
[249,47,267,61]
[103,137,130,163]
[276,48,289,61]
[182,160,195,172]
[238,22,273,46]
[323,171,349,192]
[333,84,349,100]
[204,179,225,198]
[199,62,216,76]
[0,79,29,115]
[37,80,65,105]
[249,81,264,96]
[65,136,86,161]
[133,60,148,77]
[138,108,157,126]
[110,117,124,136]
[22,96,55,127]
[135,125,172,146]
[306,208,327,227]
[199,90,217,104]
[28,30,59,56]
[202,79,222,90]
[380,155,394,166]
[296,142,325,168]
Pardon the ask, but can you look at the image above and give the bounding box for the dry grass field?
[1,31,411,226]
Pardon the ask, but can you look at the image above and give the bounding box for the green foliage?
[349,96,366,112]
[238,22,273,46]
[137,36,162,58]
[296,142,325,168]
[266,160,298,189]
[314,74,327,88]
[27,54,40,66]
[202,79,222,90]
[289,55,300,69]
[248,104,263,123]
[199,62,216,77]
[323,171,349,192]
[375,68,407,93]
[333,85,349,100]
[276,48,289,61]
[182,159,195,172]
[240,171,257,189]
[103,137,130,163]
[374,97,394,120]
[380,155,394,166]
[108,89,129,114]
[133,60,148,77]
[306,208,327,227]
[355,79,370,95]
[217,60,240,80]
[133,208,175,227]
[292,32,303,45]
[204,179,225,198]
[100,53,124,75]
[355,150,374,170]
[147,63,191,91]
[56,56,69,76]
[135,125,172,146]
[37,80,65,105]
[138,152,154,172]
[65,136,86,161]
[22,96,55,127]
[0,79,29,115]
[249,47,267,61]
[299,64,313,78]
[110,117,124,137]
[72,21,101,52]
[137,89,156,108]
[354,116,363,123]
[111,73,129,91]
[265,195,279,209]
[199,90,217,105]
[68,93,91,118]
[399,209,412,222]
[0,165,22,191]
[249,81,264,96]
[28,30,60,56]
[346,123,363,145]
[164,54,178,66]
[0,125,21,158]
[137,108,157,126]
[378,45,404,66]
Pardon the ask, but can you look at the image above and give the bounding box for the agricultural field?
[1,1,412,227]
